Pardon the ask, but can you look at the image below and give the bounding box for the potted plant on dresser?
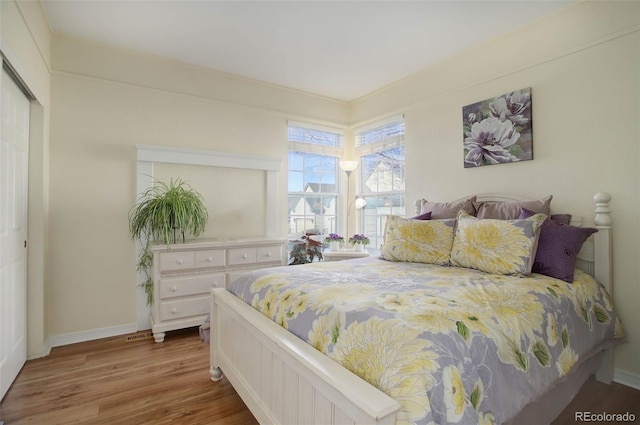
[128,177,208,305]
[324,233,344,252]
[288,233,324,265]
[349,234,370,252]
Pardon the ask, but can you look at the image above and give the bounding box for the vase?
[329,241,340,252]
[353,243,365,252]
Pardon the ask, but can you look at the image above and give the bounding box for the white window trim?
[355,135,404,156]
[288,141,344,158]
[353,114,404,136]
[288,120,346,135]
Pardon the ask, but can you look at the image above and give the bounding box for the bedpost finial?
[594,192,611,204]
[594,192,612,227]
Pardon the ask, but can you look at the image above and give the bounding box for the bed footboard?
[210,288,400,425]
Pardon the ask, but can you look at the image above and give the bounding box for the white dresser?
[149,238,287,342]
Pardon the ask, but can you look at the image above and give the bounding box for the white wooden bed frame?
[209,192,614,425]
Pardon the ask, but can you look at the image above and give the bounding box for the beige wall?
[48,35,348,337]
[352,1,640,376]
[1,0,52,358]
[153,163,267,240]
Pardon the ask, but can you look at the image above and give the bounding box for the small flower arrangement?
[349,234,370,245]
[324,233,344,243]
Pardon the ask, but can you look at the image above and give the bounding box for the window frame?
[355,116,406,253]
[287,122,344,239]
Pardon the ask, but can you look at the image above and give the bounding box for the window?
[288,122,343,237]
[356,117,405,252]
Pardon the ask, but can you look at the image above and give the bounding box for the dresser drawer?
[159,273,225,299]
[151,238,287,342]
[159,251,194,272]
[159,296,209,321]
[194,249,225,269]
[257,245,282,263]
[228,247,257,266]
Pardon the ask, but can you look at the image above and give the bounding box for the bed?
[209,193,623,425]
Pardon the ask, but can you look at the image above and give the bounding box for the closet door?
[0,67,30,400]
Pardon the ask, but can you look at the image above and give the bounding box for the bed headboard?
[413,192,613,294]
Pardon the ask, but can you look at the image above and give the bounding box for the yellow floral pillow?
[450,211,545,275]
[381,215,456,265]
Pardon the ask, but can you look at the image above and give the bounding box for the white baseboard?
[614,368,640,390]
[48,323,138,348]
[27,342,51,360]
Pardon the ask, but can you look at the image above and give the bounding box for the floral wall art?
[462,88,532,168]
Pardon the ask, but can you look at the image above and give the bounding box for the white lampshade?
[354,197,367,209]
[339,160,358,172]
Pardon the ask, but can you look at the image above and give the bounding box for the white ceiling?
[41,0,572,102]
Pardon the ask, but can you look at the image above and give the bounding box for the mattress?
[228,257,623,425]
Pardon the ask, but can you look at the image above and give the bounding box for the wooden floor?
[1,327,638,425]
[0,328,258,425]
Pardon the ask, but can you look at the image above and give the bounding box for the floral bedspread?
[228,257,624,425]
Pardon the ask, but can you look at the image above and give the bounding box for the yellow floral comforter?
[228,257,624,425]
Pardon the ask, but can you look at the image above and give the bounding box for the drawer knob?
[207,257,213,262]
[241,253,248,259]
[212,281,218,287]
[170,286,177,292]
[176,259,183,265]
[171,308,178,314]
[265,252,272,258]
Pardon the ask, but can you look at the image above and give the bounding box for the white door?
[0,68,30,400]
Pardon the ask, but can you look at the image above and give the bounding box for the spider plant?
[129,177,208,304]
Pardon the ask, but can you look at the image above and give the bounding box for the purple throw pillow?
[412,211,432,220]
[520,208,597,282]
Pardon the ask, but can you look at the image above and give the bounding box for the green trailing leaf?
[593,304,610,324]
[546,287,558,299]
[533,341,551,367]
[129,177,208,245]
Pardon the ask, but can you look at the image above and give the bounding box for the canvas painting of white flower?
[463,87,532,168]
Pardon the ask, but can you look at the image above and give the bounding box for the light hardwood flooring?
[1,327,638,425]
[0,328,257,425]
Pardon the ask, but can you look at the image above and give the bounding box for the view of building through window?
[287,119,404,254]
[357,118,406,253]
[287,124,342,237]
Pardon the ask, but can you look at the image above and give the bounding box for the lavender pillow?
[419,196,476,219]
[520,209,597,282]
[412,211,432,220]
[475,195,552,219]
